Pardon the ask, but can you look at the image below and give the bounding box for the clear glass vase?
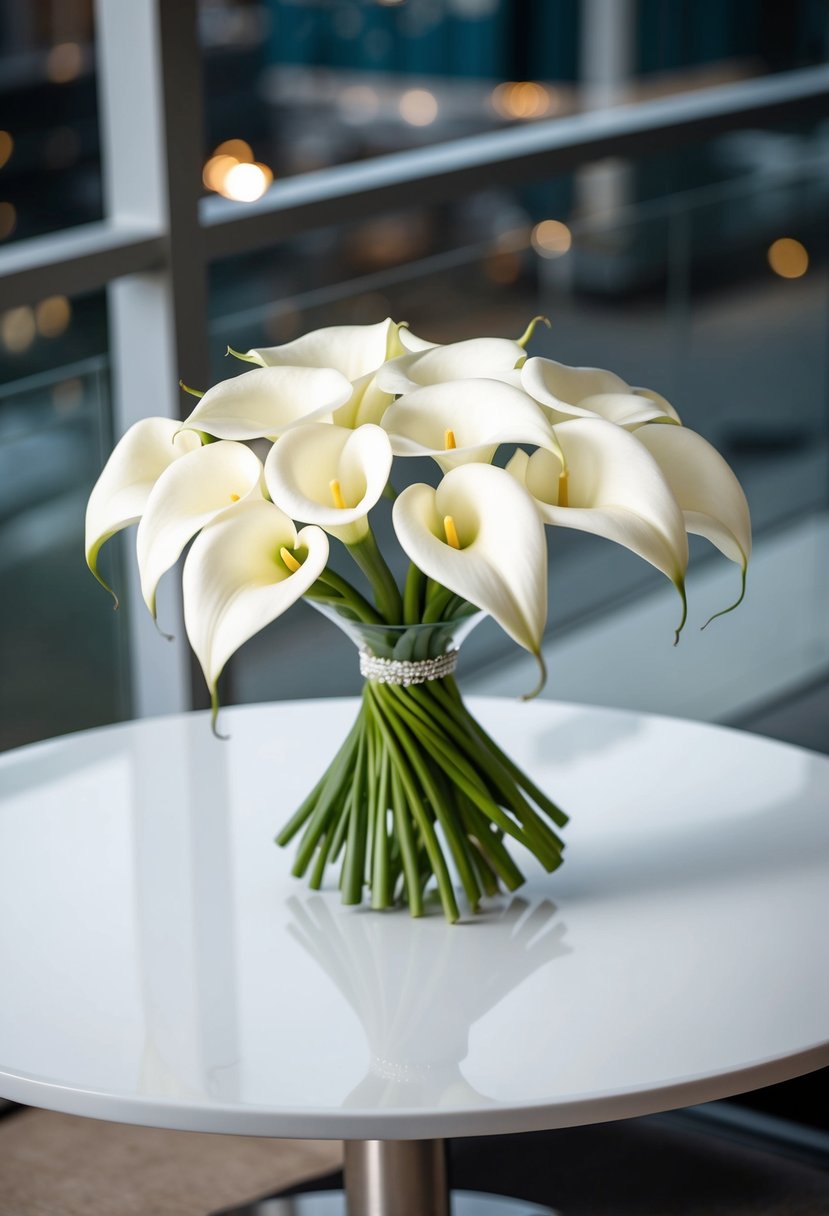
[276,603,568,922]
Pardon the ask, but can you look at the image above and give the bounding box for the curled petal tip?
[701,566,747,632]
[179,379,204,400]
[517,315,551,348]
[521,650,548,701]
[152,616,175,643]
[226,345,259,364]
[210,689,230,741]
[673,579,688,647]
[89,560,120,610]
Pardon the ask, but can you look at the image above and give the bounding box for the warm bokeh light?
[46,42,83,84]
[399,88,439,126]
[0,201,16,240]
[531,219,572,258]
[339,85,380,124]
[222,161,271,202]
[1,306,36,353]
[203,154,236,192]
[0,130,13,170]
[213,139,254,163]
[203,139,272,201]
[35,296,72,339]
[491,81,555,120]
[768,237,809,279]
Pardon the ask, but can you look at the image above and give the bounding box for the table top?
[1,698,827,1140]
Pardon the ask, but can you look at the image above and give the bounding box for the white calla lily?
[265,423,392,545]
[393,463,548,678]
[179,365,352,440]
[382,379,556,472]
[522,357,680,427]
[635,423,751,623]
[243,317,406,381]
[85,417,201,603]
[507,418,689,638]
[238,318,407,432]
[332,368,394,429]
[377,336,525,396]
[182,499,329,721]
[136,440,264,617]
[397,326,437,353]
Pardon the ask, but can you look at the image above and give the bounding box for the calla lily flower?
[264,423,392,545]
[182,499,329,719]
[238,318,408,432]
[377,336,525,397]
[522,357,681,428]
[179,365,353,440]
[393,463,548,671]
[635,423,751,622]
[397,326,437,353]
[242,317,406,382]
[136,440,264,617]
[507,418,689,637]
[85,417,201,603]
[382,379,557,472]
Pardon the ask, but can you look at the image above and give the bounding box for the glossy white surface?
[0,699,827,1139]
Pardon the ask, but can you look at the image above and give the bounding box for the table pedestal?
[240,1138,554,1216]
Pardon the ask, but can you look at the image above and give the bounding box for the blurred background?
[0,0,827,1147]
[1,0,827,751]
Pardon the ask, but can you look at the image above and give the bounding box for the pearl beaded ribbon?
[359,648,459,686]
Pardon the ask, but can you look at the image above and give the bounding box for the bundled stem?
[275,518,566,921]
[277,647,567,921]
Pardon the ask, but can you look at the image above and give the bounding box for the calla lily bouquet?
[86,317,751,922]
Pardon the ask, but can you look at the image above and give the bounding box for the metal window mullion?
[94,0,210,718]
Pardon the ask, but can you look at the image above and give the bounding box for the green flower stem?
[376,685,482,912]
[342,716,370,904]
[435,677,569,829]
[366,682,460,922]
[311,569,384,625]
[288,717,362,868]
[403,562,427,625]
[413,683,565,860]
[386,683,556,867]
[347,531,404,624]
[421,583,456,624]
[455,793,525,891]
[370,730,392,910]
[388,761,423,917]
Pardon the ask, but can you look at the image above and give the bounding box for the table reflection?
[287,894,569,1109]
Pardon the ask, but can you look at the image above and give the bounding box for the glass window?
[197,0,829,195]
[0,306,130,751]
[0,0,102,243]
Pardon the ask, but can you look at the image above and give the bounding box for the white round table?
[1,699,827,1216]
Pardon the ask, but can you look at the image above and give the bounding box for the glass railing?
[0,356,131,750]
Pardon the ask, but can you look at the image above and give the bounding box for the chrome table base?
[242,1139,554,1216]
